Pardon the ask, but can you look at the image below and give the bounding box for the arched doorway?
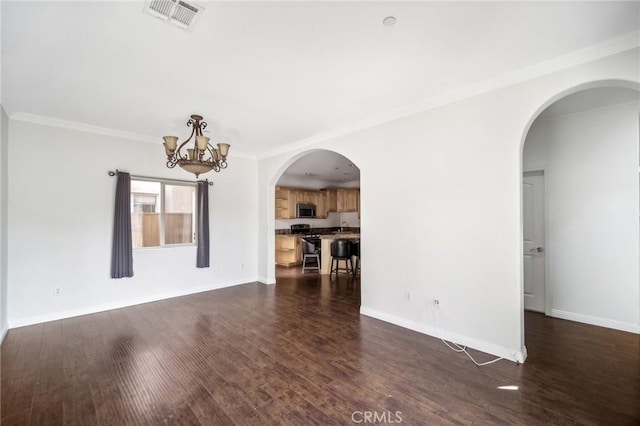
[269,149,362,289]
[520,82,639,337]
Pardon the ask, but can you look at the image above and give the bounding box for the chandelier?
[162,114,230,178]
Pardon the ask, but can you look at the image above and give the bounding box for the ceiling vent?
[145,0,203,31]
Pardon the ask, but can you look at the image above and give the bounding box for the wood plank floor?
[1,271,638,425]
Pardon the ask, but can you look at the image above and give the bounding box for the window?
[131,179,196,248]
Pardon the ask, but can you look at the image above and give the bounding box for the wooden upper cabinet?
[288,189,301,218]
[316,190,327,219]
[275,187,300,219]
[325,189,337,214]
[302,190,317,206]
[275,187,290,219]
[275,186,360,218]
[336,188,359,212]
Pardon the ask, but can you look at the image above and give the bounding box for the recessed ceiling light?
[383,16,396,27]
[305,172,313,176]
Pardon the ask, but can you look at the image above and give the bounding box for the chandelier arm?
[174,138,193,161]
[204,143,217,163]
[185,125,198,145]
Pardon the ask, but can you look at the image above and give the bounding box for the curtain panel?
[111,171,134,278]
[196,180,210,268]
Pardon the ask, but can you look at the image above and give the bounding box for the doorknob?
[529,247,544,253]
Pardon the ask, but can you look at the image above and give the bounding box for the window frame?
[131,178,198,249]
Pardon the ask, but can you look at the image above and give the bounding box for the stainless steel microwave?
[296,203,316,218]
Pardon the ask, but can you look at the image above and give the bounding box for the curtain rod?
[108,170,214,186]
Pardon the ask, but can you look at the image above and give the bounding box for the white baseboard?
[360,306,527,364]
[8,278,257,329]
[550,309,640,334]
[258,276,276,285]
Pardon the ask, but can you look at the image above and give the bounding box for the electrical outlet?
[433,297,440,306]
[404,291,412,301]
[54,288,60,295]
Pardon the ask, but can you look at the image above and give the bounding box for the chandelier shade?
[162,115,230,178]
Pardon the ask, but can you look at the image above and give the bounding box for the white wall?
[0,107,8,342]
[0,0,8,343]
[258,48,640,361]
[7,120,259,327]
[523,97,639,331]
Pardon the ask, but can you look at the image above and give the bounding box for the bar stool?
[330,239,353,278]
[301,239,320,273]
[351,240,360,276]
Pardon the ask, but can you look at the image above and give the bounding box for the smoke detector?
[145,0,203,31]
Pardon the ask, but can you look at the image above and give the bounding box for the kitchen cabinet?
[316,190,327,219]
[275,186,360,218]
[275,235,302,266]
[336,188,359,213]
[301,190,317,205]
[322,189,337,216]
[275,187,300,219]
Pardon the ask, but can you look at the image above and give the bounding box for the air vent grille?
[149,0,175,17]
[145,0,203,30]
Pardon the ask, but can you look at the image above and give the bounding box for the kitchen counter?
[319,233,360,274]
[319,233,361,239]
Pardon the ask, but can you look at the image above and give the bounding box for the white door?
[523,172,545,312]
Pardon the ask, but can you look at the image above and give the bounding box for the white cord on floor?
[430,304,504,367]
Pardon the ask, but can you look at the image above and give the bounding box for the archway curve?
[517,78,640,356]
[519,79,640,154]
[269,148,361,186]
[266,148,362,284]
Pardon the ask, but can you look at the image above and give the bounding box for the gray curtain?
[196,181,210,268]
[111,172,134,278]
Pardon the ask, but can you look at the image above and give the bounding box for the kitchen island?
[319,233,360,274]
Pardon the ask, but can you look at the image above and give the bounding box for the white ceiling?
[2,1,639,158]
[281,151,360,183]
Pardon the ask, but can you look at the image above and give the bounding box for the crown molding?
[257,32,640,160]
[9,112,257,160]
[11,112,160,143]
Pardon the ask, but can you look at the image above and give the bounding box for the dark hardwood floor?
[1,269,638,425]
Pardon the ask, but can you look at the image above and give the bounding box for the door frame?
[522,168,552,316]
